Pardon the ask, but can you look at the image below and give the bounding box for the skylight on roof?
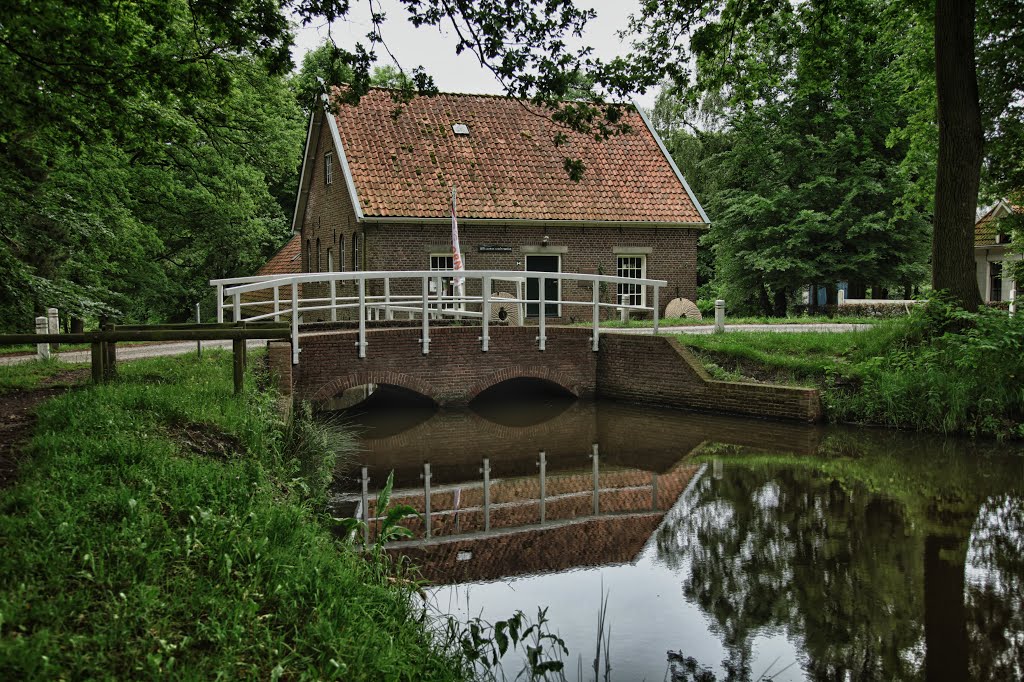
[452,123,470,136]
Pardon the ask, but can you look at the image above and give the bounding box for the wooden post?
[102,324,117,380]
[91,342,104,384]
[232,337,245,395]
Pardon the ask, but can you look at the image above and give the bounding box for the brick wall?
[270,326,824,422]
[596,333,824,422]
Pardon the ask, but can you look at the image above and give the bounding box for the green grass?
[0,351,464,680]
[674,324,897,386]
[0,359,89,394]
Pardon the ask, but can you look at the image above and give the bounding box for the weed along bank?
[291,89,709,321]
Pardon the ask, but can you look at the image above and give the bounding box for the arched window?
[305,239,311,273]
[352,233,362,271]
[316,238,321,273]
[327,248,334,273]
[338,235,345,272]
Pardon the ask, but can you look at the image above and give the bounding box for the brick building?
[290,89,709,321]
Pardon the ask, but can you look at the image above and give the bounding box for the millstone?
[664,297,702,320]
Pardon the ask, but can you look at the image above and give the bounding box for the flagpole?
[451,185,466,305]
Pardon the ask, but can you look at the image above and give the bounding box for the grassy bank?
[677,302,1024,438]
[0,352,464,680]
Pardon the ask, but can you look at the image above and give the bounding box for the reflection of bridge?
[212,270,822,421]
[334,403,825,583]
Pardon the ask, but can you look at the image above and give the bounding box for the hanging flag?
[451,186,465,293]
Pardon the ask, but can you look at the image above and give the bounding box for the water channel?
[327,381,1024,681]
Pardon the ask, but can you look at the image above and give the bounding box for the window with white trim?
[616,255,646,307]
[338,236,345,271]
[990,261,1003,302]
[324,152,334,185]
[430,253,459,310]
[327,248,333,272]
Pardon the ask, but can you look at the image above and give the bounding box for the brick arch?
[310,370,438,403]
[464,365,580,403]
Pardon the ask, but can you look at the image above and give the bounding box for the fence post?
[356,277,367,359]
[233,293,241,323]
[1010,289,1016,317]
[102,324,117,380]
[90,341,104,383]
[838,289,846,307]
[538,450,547,524]
[35,316,49,360]
[384,277,393,321]
[481,458,490,532]
[195,303,202,358]
[591,281,600,352]
[330,277,337,322]
[273,286,281,323]
[216,284,224,323]
[714,299,725,333]
[47,308,59,351]
[422,462,432,539]
[481,275,490,351]
[420,276,430,355]
[653,286,660,334]
[232,337,245,394]
[291,281,300,364]
[537,275,546,351]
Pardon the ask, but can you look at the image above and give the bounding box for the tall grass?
[0,351,464,680]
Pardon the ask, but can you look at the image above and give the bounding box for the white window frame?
[429,253,462,310]
[327,248,334,273]
[524,254,562,318]
[990,260,1003,302]
[324,152,334,185]
[616,255,647,308]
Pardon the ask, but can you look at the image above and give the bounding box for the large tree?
[624,0,1019,311]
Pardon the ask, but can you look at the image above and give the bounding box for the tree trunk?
[758,281,772,316]
[772,287,788,317]
[933,0,984,311]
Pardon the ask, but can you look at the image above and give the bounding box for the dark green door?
[526,255,560,318]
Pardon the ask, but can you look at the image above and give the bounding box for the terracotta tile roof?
[257,234,302,275]
[331,89,704,223]
[976,201,1022,247]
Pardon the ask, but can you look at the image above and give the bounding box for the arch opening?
[329,384,437,439]
[470,377,577,427]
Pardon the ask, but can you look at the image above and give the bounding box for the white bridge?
[210,270,667,363]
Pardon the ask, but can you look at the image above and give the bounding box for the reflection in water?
[326,395,1024,681]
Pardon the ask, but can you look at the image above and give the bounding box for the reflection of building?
[975,200,1021,303]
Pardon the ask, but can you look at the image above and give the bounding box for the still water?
[330,383,1024,681]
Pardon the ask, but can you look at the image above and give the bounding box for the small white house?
[975,200,1021,303]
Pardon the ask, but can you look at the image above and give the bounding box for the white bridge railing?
[210,270,666,363]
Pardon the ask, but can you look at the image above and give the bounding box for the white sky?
[290,0,656,108]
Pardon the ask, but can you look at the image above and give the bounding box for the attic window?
[324,152,334,185]
[452,123,470,136]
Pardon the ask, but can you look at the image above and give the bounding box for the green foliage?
[334,471,419,548]
[0,352,464,679]
[645,0,932,316]
[447,607,569,681]
[0,359,87,395]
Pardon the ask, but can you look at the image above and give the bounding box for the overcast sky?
[290,0,656,108]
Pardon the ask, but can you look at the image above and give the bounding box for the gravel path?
[612,323,874,335]
[0,340,266,367]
